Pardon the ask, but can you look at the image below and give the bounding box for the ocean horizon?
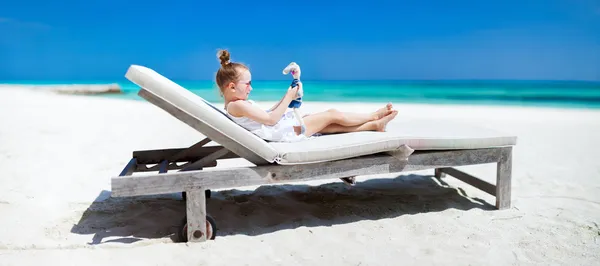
[2,79,600,109]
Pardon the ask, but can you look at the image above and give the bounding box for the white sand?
[0,86,599,265]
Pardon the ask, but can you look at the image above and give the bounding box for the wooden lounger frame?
[111,138,512,243]
[110,87,514,243]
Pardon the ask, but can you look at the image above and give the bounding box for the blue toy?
[282,62,306,134]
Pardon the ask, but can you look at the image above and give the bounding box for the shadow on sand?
[70,173,494,245]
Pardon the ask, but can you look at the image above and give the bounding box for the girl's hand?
[286,85,299,100]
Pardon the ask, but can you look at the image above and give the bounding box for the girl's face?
[231,69,252,100]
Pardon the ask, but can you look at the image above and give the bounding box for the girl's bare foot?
[373,102,393,120]
[374,110,398,132]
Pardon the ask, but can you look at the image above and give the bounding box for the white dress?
[225,100,310,142]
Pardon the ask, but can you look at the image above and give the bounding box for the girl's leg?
[336,103,393,125]
[328,110,373,126]
[301,111,342,137]
[302,104,393,136]
[317,110,398,134]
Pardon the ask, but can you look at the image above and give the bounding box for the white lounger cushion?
[125,65,280,165]
[125,65,517,166]
[270,120,517,165]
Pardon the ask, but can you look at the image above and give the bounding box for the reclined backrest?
[125,65,279,165]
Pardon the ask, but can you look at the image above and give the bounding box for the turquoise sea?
[3,79,600,109]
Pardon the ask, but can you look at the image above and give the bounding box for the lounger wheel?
[181,190,211,200]
[178,215,217,242]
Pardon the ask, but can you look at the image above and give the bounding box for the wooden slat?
[111,148,505,197]
[136,161,217,172]
[438,167,496,196]
[112,154,401,197]
[406,148,501,169]
[170,138,212,162]
[119,158,137,176]
[133,146,239,165]
[180,147,231,172]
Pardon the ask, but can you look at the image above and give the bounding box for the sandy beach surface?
[0,86,599,265]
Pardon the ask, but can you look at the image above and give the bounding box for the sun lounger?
[110,65,517,243]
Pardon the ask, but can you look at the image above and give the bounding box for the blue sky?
[0,0,599,81]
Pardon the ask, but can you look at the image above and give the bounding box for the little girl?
[216,49,398,142]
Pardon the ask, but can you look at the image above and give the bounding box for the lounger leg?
[496,147,512,210]
[434,168,446,179]
[340,176,356,186]
[186,189,207,242]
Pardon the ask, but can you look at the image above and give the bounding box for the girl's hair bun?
[217,49,230,67]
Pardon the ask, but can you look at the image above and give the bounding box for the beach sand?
[0,86,599,265]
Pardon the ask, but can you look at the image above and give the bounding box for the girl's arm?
[269,81,302,111]
[268,96,285,112]
[228,85,299,126]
